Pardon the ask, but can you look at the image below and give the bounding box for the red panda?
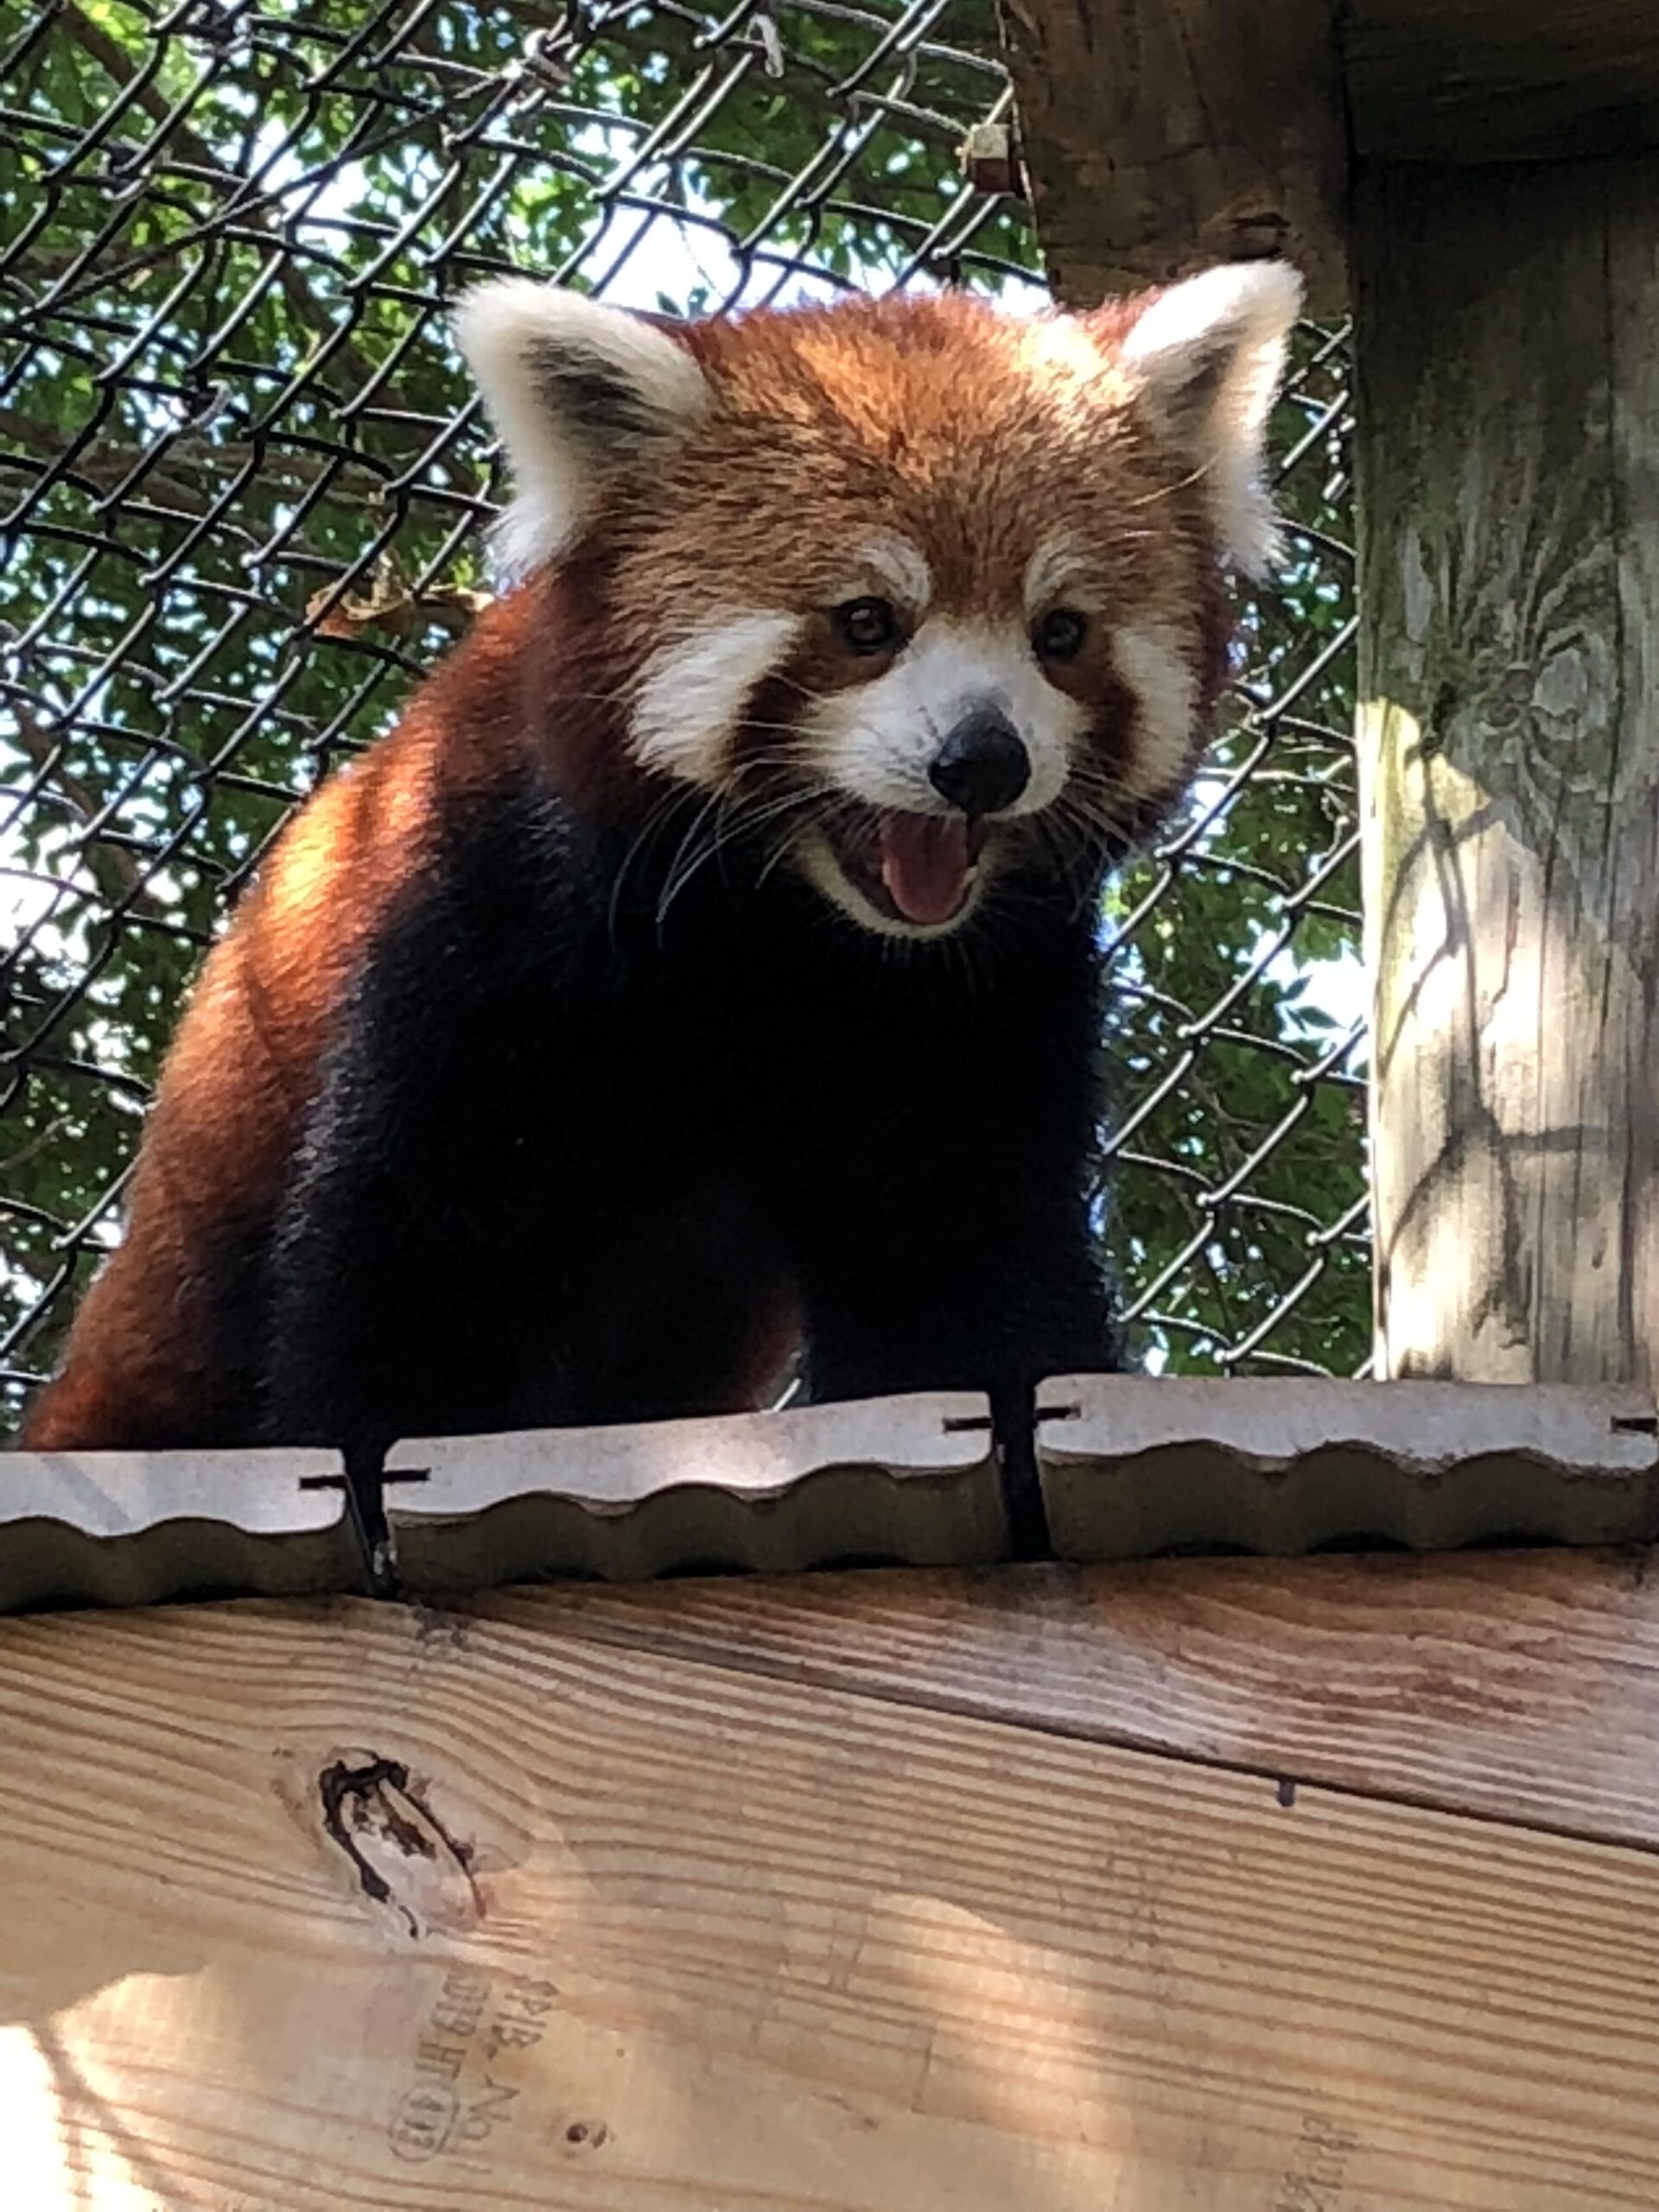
[19,264,1302,1466]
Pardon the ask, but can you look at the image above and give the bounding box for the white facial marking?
[854,533,933,614]
[1112,620,1199,804]
[453,279,710,575]
[1023,531,1104,620]
[629,612,803,786]
[792,837,982,943]
[803,619,1085,824]
[1118,259,1302,579]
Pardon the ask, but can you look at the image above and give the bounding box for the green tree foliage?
[0,0,1363,1429]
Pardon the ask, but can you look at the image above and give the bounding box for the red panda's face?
[455,270,1301,938]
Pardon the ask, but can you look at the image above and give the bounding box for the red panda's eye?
[1033,608,1088,664]
[834,597,902,656]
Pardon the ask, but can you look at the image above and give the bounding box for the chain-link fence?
[1,0,1366,1437]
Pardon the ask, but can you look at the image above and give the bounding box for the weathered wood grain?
[997,0,1659,321]
[1344,2,1659,162]
[480,1549,1659,1851]
[995,0,1349,313]
[6,1586,1659,2208]
[1357,158,1659,1391]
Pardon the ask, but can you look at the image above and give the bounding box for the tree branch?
[0,405,416,518]
[2,685,163,917]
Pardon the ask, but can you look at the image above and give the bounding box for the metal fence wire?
[0,0,1367,1436]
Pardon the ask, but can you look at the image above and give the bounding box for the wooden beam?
[996,0,1350,315]
[999,3,1659,317]
[519,1552,1659,1851]
[7,1578,1659,2204]
[1357,158,1659,1388]
[1344,3,1659,163]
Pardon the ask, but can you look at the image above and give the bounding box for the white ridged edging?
[384,1390,1004,1589]
[0,1446,363,1610]
[1037,1376,1659,1558]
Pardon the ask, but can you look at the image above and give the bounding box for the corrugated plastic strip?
[1034,1376,1659,1558]
[0,1447,367,1611]
[381,1392,1007,1590]
[5,1379,1659,1615]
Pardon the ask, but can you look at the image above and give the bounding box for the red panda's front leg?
[793,1191,1122,1410]
[257,919,600,1457]
[258,820,801,1455]
[772,913,1126,1411]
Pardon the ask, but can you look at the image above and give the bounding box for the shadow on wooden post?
[1357,159,1659,1387]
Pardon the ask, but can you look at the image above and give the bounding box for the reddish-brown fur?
[22,589,552,1447]
[21,289,1249,1453]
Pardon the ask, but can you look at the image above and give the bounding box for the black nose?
[927,708,1031,817]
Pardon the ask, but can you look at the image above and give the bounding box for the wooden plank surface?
[995,0,1350,314]
[1344,1,1659,161]
[482,1549,1659,1851]
[1357,158,1659,1395]
[1000,0,1659,328]
[5,1576,1659,2207]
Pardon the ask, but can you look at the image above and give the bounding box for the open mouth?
[823,807,990,928]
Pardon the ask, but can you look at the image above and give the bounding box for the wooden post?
[1357,160,1659,1386]
[998,0,1349,312]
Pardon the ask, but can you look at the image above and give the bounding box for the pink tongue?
[879,814,972,925]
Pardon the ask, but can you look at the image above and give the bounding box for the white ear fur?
[453,278,710,574]
[1117,261,1303,579]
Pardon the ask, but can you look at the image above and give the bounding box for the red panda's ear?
[1111,261,1303,580]
[453,280,711,574]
